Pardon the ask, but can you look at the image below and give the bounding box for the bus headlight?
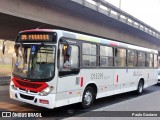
[38,86,54,96]
[10,80,17,90]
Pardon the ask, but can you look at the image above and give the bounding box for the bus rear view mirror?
[14,44,19,57]
[2,40,6,54]
[60,39,68,45]
[60,39,71,56]
[2,45,5,55]
[66,46,72,57]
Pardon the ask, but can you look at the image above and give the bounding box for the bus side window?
[99,45,113,67]
[154,54,158,68]
[69,45,79,69]
[115,48,126,67]
[138,51,145,67]
[128,49,138,67]
[59,44,71,69]
[82,43,97,67]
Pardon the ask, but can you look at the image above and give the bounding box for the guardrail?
[71,0,160,39]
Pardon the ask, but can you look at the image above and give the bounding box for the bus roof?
[19,29,55,33]
[19,29,158,54]
[59,30,158,54]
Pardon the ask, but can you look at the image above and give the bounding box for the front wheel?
[81,86,94,109]
[136,80,144,95]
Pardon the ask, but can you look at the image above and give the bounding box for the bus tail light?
[39,99,49,104]
[38,86,54,96]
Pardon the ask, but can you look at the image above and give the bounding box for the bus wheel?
[136,80,144,95]
[81,86,94,109]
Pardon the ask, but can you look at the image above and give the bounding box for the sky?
[105,0,160,31]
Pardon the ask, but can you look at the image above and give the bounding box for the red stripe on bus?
[80,77,83,87]
[116,75,118,83]
[109,42,118,46]
[12,77,48,93]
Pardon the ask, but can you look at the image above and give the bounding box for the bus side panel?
[136,69,148,88]
[55,74,82,107]
[145,69,150,87]
[80,69,115,99]
[114,69,138,94]
[136,69,157,88]
[144,69,158,88]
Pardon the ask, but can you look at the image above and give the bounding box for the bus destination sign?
[19,32,56,42]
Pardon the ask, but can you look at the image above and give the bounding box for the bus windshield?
[12,44,55,81]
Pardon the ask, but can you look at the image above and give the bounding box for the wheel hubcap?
[84,91,92,106]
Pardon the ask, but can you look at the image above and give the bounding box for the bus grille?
[12,77,48,92]
[16,80,42,89]
[20,94,34,100]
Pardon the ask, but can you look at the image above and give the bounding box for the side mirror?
[60,39,68,45]
[66,46,72,57]
[2,40,6,54]
[2,45,5,55]
[14,44,19,57]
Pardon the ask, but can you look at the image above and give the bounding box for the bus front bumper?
[10,86,56,109]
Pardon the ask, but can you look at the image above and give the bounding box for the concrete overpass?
[0,0,160,50]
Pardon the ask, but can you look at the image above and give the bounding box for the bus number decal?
[91,73,103,80]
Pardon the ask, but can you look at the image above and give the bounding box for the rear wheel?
[136,80,144,95]
[81,86,94,109]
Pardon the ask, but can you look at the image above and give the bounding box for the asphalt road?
[0,84,160,120]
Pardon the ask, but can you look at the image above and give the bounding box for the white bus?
[10,29,158,109]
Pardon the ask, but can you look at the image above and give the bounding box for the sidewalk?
[0,76,10,85]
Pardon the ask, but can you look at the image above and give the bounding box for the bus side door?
[56,43,81,107]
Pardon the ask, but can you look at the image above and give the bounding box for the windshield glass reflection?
[12,44,55,81]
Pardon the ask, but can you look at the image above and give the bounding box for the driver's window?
[59,44,79,76]
[70,45,79,68]
[59,44,79,69]
[59,44,66,69]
